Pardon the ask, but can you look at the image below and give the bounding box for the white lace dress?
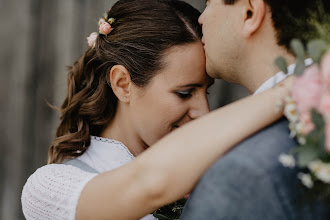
[21,136,157,220]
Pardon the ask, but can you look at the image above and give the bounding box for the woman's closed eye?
[175,88,210,99]
[175,89,193,99]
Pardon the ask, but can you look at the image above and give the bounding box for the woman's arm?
[76,81,290,220]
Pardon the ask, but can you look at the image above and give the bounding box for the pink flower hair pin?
[87,14,116,49]
[87,32,98,48]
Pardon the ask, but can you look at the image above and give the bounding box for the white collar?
[78,136,135,173]
[254,58,313,95]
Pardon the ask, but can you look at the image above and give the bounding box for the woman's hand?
[274,75,296,112]
[275,75,295,94]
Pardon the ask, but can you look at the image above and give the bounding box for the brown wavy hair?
[48,0,202,164]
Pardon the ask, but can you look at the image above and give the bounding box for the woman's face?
[130,42,213,149]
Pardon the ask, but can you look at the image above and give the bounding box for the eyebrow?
[179,80,215,88]
[180,83,204,88]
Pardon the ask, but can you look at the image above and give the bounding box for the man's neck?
[237,47,295,93]
[233,12,296,93]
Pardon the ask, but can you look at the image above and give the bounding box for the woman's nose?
[188,95,210,119]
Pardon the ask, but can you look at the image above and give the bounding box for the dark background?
[0,0,248,218]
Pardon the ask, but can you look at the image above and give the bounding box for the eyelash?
[175,89,210,99]
[176,90,193,99]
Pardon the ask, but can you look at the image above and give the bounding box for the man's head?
[200,0,329,91]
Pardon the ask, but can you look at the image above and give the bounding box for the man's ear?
[109,65,132,103]
[242,0,266,38]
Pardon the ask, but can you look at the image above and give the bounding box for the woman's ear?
[242,0,266,38]
[110,65,132,103]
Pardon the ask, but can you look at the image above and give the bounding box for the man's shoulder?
[198,118,302,211]
[217,118,296,174]
[236,117,295,155]
[182,119,330,220]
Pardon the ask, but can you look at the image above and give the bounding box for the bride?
[21,0,292,219]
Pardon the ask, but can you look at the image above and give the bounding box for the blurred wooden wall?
[0,0,248,219]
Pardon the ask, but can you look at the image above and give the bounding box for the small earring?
[124,96,127,99]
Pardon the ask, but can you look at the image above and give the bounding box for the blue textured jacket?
[181,118,330,220]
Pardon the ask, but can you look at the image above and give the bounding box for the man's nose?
[189,95,210,119]
[198,12,204,25]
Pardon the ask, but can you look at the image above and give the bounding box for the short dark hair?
[48,0,202,164]
[223,0,330,50]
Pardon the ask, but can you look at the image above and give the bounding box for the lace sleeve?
[21,164,98,220]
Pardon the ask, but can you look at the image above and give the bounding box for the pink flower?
[292,64,323,114]
[87,32,98,48]
[325,123,330,153]
[319,92,330,115]
[98,18,106,26]
[300,112,315,134]
[99,21,113,35]
[321,49,330,87]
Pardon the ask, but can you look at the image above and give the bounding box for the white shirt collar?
[78,136,135,173]
[254,58,313,95]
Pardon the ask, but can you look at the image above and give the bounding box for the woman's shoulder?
[23,164,98,191]
[33,163,97,177]
[21,164,98,220]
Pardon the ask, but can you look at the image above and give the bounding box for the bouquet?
[277,38,330,199]
[152,197,187,220]
[275,1,330,198]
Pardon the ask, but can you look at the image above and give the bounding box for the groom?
[181,0,330,219]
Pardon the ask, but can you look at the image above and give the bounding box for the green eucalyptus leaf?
[296,144,320,167]
[291,39,306,59]
[104,12,108,20]
[294,58,306,76]
[307,39,328,63]
[275,56,288,74]
[289,146,301,154]
[322,154,330,163]
[311,109,325,130]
